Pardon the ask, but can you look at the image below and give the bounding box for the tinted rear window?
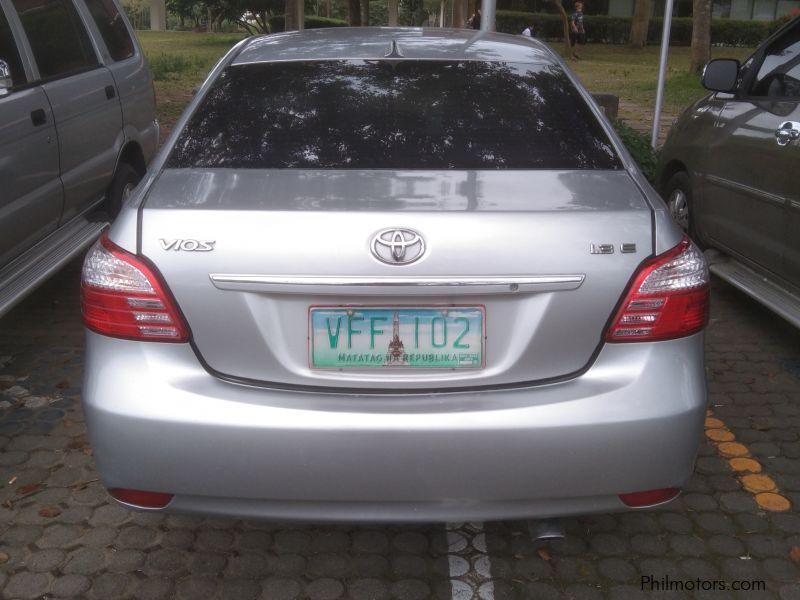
[168,60,620,170]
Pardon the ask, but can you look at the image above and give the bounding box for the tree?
[200,0,282,33]
[165,0,195,28]
[452,0,466,28]
[122,0,151,29]
[205,2,225,31]
[349,0,361,24]
[397,0,425,25]
[546,0,571,57]
[369,0,388,25]
[629,0,650,48]
[690,0,712,73]
[285,0,302,29]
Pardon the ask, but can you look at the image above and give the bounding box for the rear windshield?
[167,60,621,170]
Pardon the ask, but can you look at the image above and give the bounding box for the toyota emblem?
[370,228,425,265]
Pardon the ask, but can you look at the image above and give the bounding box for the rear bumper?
[82,332,706,522]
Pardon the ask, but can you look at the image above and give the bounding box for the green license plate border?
[308,304,486,370]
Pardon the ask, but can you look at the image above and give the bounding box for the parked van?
[657,16,800,329]
[0,0,157,317]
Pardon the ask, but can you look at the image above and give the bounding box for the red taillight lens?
[81,233,189,342]
[619,487,680,507]
[606,236,709,342]
[109,488,174,508]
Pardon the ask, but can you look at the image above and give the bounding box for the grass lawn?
[136,30,756,138]
[137,31,246,135]
[553,43,755,120]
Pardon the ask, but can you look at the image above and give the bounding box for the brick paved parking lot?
[1,258,799,599]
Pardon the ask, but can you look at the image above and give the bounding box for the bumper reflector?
[619,487,680,507]
[109,488,174,508]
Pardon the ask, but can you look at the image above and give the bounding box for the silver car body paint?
[139,169,652,389]
[84,331,705,522]
[87,28,705,521]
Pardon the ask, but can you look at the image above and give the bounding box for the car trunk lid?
[139,168,652,390]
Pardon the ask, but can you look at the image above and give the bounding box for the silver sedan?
[80,27,709,522]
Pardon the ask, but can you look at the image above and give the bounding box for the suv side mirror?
[702,59,740,93]
[0,60,12,96]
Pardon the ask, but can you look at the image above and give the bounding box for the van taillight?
[81,233,189,342]
[606,236,709,342]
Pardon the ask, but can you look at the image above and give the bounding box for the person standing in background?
[467,7,481,29]
[522,24,534,37]
[569,1,586,60]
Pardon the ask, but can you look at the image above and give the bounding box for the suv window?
[749,23,800,98]
[0,8,27,87]
[83,0,133,62]
[12,0,97,80]
[168,60,621,170]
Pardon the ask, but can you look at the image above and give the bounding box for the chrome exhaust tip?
[528,518,566,543]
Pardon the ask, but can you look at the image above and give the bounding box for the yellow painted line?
[704,410,792,512]
[728,458,762,473]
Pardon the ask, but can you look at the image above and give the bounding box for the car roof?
[232,27,558,66]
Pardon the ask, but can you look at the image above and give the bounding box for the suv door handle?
[775,121,800,146]
[105,85,116,99]
[30,108,46,126]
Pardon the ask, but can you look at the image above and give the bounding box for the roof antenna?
[385,39,404,58]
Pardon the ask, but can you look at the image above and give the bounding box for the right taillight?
[81,233,189,342]
[606,235,709,342]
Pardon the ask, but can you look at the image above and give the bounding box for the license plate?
[309,306,484,369]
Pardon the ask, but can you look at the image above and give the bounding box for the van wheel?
[662,171,696,239]
[105,163,141,219]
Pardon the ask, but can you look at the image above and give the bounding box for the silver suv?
[0,0,157,317]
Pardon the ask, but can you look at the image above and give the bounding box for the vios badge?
[159,239,216,252]
[370,228,425,265]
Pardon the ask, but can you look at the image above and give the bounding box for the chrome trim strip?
[705,174,785,207]
[209,274,585,295]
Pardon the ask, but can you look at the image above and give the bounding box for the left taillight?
[81,233,189,342]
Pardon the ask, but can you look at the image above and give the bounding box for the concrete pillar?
[149,0,166,31]
[480,0,495,31]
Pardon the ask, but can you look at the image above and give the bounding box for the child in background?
[569,1,586,60]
